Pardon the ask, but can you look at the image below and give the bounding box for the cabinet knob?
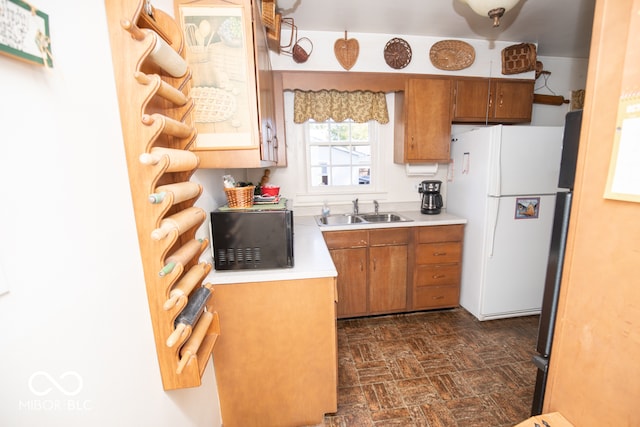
[432,274,445,279]
[433,252,447,256]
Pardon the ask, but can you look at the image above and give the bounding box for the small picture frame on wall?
[604,92,640,203]
[515,197,540,219]
[0,0,53,67]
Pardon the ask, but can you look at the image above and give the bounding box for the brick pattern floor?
[322,308,540,427]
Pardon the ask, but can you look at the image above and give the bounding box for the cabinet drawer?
[416,225,464,243]
[323,230,368,249]
[415,264,461,287]
[369,228,410,246]
[414,286,459,309]
[416,242,461,264]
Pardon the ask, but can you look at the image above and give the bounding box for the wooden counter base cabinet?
[324,224,464,318]
[413,225,464,310]
[211,277,337,427]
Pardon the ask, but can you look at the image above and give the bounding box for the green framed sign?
[0,0,52,67]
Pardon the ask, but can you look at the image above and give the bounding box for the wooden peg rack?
[104,0,219,390]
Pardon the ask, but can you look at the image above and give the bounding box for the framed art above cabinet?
[175,0,283,168]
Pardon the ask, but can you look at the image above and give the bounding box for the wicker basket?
[225,186,255,208]
[501,43,537,75]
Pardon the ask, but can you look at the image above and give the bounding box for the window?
[306,119,376,190]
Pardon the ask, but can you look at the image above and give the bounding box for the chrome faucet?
[352,198,359,215]
[373,200,379,214]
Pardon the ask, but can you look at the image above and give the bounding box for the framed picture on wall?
[175,0,259,150]
[0,0,53,67]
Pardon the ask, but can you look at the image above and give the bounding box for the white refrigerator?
[447,125,564,320]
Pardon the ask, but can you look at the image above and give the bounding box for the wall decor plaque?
[383,37,411,69]
[429,40,475,71]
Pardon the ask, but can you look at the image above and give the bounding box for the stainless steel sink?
[315,214,365,226]
[315,212,413,226]
[359,213,410,223]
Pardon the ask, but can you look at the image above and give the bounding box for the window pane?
[358,168,371,185]
[309,123,329,142]
[352,146,371,165]
[310,146,331,165]
[330,123,349,141]
[310,166,328,186]
[331,166,352,186]
[351,123,369,142]
[306,120,376,190]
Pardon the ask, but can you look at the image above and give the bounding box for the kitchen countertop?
[204,210,466,285]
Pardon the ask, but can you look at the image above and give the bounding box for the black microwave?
[210,209,294,270]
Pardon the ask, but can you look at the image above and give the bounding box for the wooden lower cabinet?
[211,277,337,427]
[369,245,407,313]
[324,228,409,318]
[412,225,464,310]
[330,247,368,317]
[324,225,464,317]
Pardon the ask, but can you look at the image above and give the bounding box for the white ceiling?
[276,0,596,58]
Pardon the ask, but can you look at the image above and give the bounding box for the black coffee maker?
[419,180,443,214]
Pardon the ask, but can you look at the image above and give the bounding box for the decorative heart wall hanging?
[334,31,359,70]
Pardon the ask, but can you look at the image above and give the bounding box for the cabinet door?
[402,78,453,162]
[369,245,407,313]
[453,78,492,122]
[492,80,534,123]
[330,248,368,318]
[252,0,278,164]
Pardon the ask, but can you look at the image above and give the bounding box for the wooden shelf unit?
[105,0,219,390]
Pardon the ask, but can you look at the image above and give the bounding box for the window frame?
[302,119,383,196]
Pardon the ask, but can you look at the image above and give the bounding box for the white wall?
[0,1,221,426]
[248,31,589,215]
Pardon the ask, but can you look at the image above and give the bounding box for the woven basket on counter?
[224,186,255,208]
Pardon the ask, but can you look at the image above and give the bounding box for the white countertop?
[308,210,467,231]
[204,210,466,285]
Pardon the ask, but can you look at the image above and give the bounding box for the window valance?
[293,89,389,124]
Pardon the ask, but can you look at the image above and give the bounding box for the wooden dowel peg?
[163,262,211,310]
[139,147,199,172]
[166,323,189,347]
[142,113,193,139]
[176,311,214,374]
[134,72,188,106]
[151,206,205,240]
[159,239,207,277]
[120,18,146,41]
[150,182,202,205]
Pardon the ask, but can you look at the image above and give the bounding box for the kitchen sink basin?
[315,212,413,226]
[316,214,365,226]
[359,213,410,223]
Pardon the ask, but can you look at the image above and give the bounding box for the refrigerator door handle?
[488,126,503,196]
[487,197,500,257]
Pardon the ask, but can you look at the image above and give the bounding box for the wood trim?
[274,70,533,93]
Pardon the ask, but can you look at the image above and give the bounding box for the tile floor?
[322,308,540,427]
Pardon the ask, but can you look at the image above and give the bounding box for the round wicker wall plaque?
[429,40,475,71]
[384,38,412,69]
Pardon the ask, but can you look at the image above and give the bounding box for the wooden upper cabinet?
[175,0,283,168]
[394,78,453,163]
[453,78,534,124]
[492,80,534,123]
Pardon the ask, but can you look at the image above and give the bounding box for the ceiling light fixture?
[460,0,521,27]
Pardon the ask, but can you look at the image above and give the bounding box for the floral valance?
[293,89,389,124]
